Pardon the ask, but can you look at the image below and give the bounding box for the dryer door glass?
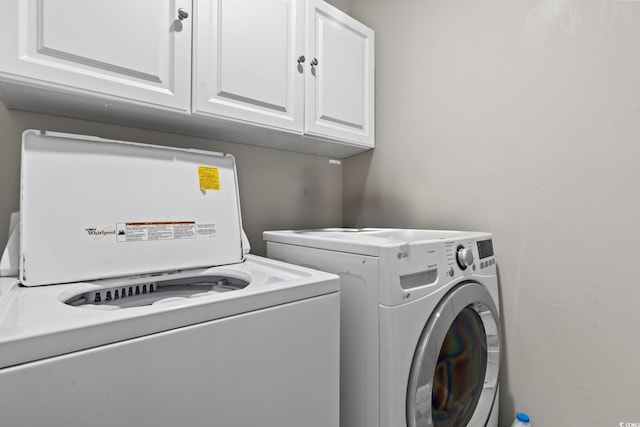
[406,282,501,427]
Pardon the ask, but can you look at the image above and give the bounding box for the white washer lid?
[20,130,245,286]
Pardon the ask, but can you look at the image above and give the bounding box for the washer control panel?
[476,238,495,271]
[456,245,475,270]
[445,238,495,278]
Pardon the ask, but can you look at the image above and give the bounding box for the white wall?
[346,0,640,425]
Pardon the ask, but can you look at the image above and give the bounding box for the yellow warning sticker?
[198,166,220,190]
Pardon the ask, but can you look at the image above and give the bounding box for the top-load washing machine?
[264,228,501,427]
[0,130,340,427]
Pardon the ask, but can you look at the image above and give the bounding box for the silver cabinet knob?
[297,55,306,64]
[311,58,318,66]
[178,8,189,20]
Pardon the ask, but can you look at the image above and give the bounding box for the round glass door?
[407,282,501,427]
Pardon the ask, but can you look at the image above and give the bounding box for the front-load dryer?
[0,131,340,427]
[264,228,501,427]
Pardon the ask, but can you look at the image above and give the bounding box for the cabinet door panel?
[194,0,304,132]
[305,0,374,146]
[40,2,162,80]
[319,19,366,129]
[0,0,191,111]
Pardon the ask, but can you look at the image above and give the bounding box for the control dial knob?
[456,245,474,270]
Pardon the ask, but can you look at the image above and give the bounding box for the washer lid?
[20,130,245,287]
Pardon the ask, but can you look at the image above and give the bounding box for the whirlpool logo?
[85,227,116,239]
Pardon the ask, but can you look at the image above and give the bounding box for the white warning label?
[196,223,217,236]
[117,221,199,242]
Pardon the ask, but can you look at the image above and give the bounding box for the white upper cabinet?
[0,0,374,157]
[194,0,305,132]
[194,0,374,146]
[305,0,374,146]
[0,0,191,111]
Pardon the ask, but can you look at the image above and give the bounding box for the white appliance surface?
[0,131,341,427]
[20,130,245,286]
[0,263,340,426]
[264,227,501,427]
[263,227,482,256]
[0,255,338,369]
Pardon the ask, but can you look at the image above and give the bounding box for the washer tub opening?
[64,275,250,309]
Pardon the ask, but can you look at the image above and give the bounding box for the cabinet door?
[194,0,305,132]
[0,0,191,112]
[305,0,375,146]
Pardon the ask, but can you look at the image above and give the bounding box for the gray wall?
[3,0,639,425]
[346,0,640,425]
[0,105,342,256]
[327,0,350,14]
